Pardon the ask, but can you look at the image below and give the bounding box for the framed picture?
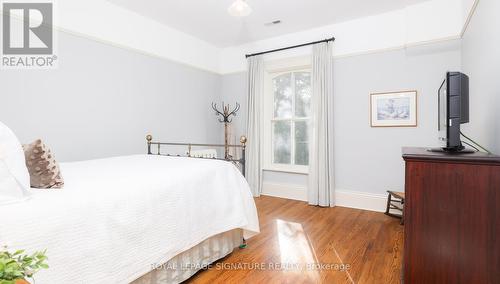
[370,91,417,127]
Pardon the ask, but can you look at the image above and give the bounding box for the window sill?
[262,166,309,175]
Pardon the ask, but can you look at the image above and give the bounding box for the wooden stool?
[385,191,405,224]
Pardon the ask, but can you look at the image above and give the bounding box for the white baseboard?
[261,183,388,212]
[335,189,387,212]
[261,182,308,202]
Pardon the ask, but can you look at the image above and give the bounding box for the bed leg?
[239,238,247,249]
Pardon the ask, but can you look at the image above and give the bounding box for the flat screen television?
[437,71,470,152]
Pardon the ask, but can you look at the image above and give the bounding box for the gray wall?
[219,73,247,141]
[461,0,500,154]
[1,22,484,197]
[220,41,462,194]
[334,41,461,194]
[0,29,222,162]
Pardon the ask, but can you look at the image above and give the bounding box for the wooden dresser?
[402,147,500,284]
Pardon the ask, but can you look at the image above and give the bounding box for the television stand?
[402,147,500,283]
[427,147,476,154]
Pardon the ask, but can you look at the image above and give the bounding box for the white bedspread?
[0,155,259,283]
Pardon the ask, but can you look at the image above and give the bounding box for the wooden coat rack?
[211,102,240,159]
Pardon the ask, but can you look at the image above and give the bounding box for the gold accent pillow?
[22,139,64,189]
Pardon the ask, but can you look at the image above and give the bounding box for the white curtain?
[246,56,265,197]
[308,41,335,207]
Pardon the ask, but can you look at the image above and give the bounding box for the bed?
[0,152,259,283]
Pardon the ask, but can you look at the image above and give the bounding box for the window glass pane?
[295,72,311,118]
[294,121,309,166]
[273,121,291,164]
[273,73,292,118]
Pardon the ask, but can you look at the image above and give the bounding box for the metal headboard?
[146,135,247,177]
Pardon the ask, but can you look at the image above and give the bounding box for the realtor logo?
[1,1,57,68]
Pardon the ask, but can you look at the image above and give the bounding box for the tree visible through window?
[272,71,311,167]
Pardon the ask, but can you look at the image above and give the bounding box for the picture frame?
[370,91,417,127]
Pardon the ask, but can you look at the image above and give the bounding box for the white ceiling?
[106,0,431,48]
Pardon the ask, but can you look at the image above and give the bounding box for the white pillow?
[0,121,31,205]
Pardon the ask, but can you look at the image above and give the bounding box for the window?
[264,59,311,174]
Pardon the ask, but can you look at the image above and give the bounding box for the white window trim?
[262,56,311,174]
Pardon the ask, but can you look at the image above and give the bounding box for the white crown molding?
[54,26,221,75]
[1,0,477,75]
[460,0,480,37]
[55,0,221,74]
[218,0,479,74]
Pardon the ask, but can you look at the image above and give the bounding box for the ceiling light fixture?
[228,0,252,17]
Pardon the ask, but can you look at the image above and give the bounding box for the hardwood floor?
[188,196,404,284]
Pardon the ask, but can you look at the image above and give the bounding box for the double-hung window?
[264,58,311,174]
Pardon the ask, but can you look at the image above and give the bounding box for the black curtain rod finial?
[245,36,335,58]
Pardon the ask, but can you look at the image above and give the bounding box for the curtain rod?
[245,36,335,58]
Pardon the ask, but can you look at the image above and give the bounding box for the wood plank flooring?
[188,196,403,284]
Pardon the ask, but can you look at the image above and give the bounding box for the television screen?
[435,72,470,151]
[438,78,448,147]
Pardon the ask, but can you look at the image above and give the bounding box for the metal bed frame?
[146,134,247,177]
